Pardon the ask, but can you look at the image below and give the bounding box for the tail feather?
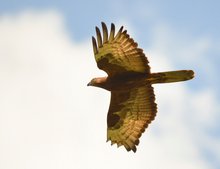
[150,70,194,84]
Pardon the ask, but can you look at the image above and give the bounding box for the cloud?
[0,10,219,169]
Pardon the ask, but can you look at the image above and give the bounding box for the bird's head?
[87,77,107,88]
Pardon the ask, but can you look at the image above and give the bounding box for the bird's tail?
[149,70,194,84]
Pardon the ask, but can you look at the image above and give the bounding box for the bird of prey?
[87,22,194,153]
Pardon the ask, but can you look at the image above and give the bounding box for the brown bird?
[88,22,194,153]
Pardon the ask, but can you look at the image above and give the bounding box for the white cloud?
[0,10,218,169]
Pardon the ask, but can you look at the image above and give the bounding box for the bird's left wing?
[107,84,157,152]
[92,22,150,77]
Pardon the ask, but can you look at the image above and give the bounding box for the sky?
[0,0,219,169]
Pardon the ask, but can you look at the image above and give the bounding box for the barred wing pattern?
[107,85,157,152]
[92,22,150,77]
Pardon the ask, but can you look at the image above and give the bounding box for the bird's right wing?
[92,22,150,77]
[107,84,157,152]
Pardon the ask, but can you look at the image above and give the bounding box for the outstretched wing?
[107,84,157,152]
[92,22,150,77]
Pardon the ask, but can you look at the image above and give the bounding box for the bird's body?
[89,73,146,91]
[88,22,194,152]
[89,70,194,91]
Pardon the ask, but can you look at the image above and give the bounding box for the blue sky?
[1,0,219,88]
[0,0,219,169]
[1,0,220,40]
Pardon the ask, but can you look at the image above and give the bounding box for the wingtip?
[95,26,99,30]
[101,21,106,27]
[95,26,103,47]
[131,146,137,153]
[109,23,115,41]
[119,25,124,32]
[92,36,98,55]
[101,22,108,43]
[115,25,124,39]
[95,26,99,33]
[122,30,127,34]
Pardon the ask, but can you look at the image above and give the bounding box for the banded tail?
[150,70,194,84]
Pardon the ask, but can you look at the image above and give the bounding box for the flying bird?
[88,22,194,153]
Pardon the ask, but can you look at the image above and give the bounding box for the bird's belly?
[105,75,147,91]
